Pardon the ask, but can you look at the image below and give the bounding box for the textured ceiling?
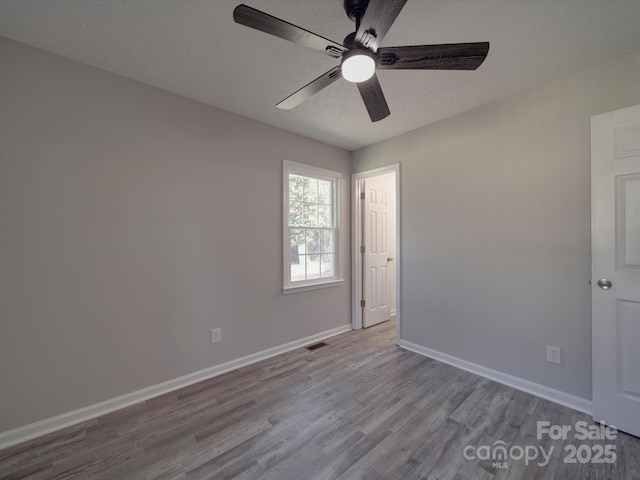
[1,0,640,150]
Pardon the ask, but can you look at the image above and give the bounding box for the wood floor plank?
[1,319,639,479]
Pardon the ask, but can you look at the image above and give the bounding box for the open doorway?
[352,164,400,342]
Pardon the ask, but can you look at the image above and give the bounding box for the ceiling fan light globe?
[341,53,375,83]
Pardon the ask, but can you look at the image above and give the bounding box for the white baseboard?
[0,324,352,451]
[398,340,592,415]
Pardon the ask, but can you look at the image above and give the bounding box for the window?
[283,160,343,292]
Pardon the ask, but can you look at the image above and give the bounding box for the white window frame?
[283,160,344,294]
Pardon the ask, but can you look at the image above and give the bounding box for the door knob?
[597,279,613,290]
[387,257,394,262]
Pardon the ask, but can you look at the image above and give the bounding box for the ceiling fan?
[233,0,489,122]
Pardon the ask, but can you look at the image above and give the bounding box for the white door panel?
[363,173,395,328]
[591,104,640,437]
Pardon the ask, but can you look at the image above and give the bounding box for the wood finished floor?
[1,320,639,480]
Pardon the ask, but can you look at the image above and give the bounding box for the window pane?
[321,254,334,278]
[306,254,321,280]
[289,175,304,202]
[290,229,305,251]
[303,177,318,203]
[303,204,318,227]
[291,255,306,282]
[317,205,332,228]
[318,180,332,205]
[320,229,334,254]
[306,230,321,255]
[289,201,303,226]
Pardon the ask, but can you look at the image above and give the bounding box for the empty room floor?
[1,320,639,479]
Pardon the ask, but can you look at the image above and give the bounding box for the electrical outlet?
[546,345,561,364]
[211,328,221,344]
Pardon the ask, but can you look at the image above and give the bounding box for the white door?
[591,104,640,437]
[362,173,395,328]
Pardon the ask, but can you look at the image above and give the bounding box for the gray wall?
[353,49,640,400]
[0,38,351,432]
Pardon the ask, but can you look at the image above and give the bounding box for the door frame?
[351,163,401,343]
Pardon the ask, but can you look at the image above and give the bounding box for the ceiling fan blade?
[377,42,490,70]
[356,73,390,122]
[277,66,342,110]
[233,4,345,58]
[355,0,408,52]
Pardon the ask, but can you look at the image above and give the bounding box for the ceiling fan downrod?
[343,0,369,30]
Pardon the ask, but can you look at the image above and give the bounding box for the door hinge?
[360,192,365,200]
[360,245,365,254]
[360,300,366,307]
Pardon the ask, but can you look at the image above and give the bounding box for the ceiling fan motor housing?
[342,32,359,49]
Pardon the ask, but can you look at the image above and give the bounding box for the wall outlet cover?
[211,328,221,344]
[546,345,561,364]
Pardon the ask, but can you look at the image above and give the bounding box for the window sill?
[283,279,345,295]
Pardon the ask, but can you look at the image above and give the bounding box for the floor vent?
[306,341,328,351]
